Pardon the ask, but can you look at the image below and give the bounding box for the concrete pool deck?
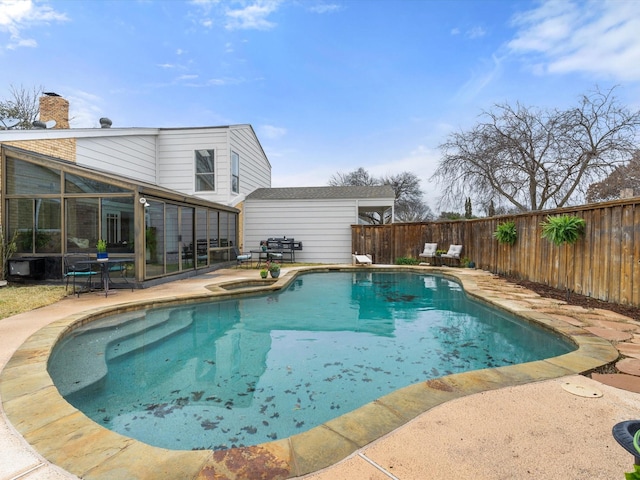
[1,266,640,479]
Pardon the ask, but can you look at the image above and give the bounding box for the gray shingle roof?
[246,185,395,200]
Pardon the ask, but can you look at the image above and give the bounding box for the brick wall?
[1,139,76,162]
[39,95,69,129]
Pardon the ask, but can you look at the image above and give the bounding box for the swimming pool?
[48,271,574,451]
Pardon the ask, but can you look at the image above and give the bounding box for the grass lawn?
[0,284,68,320]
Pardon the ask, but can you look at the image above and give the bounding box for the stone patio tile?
[591,373,640,394]
[616,342,640,359]
[616,358,640,376]
[586,319,640,332]
[584,327,634,342]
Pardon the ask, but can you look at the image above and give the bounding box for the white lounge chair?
[419,243,438,264]
[441,244,463,266]
[352,254,373,266]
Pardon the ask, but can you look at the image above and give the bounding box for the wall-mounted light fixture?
[139,197,150,208]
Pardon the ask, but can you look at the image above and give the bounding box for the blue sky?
[1,0,640,210]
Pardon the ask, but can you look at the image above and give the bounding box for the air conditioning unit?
[8,258,45,279]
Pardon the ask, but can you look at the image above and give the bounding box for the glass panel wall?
[35,199,61,253]
[66,198,99,252]
[4,153,239,282]
[180,207,194,270]
[8,199,34,253]
[7,199,61,254]
[6,157,61,195]
[65,173,129,194]
[145,200,165,278]
[165,205,179,274]
[195,208,208,267]
[101,198,134,253]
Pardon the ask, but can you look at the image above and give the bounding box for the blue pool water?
[48,271,574,451]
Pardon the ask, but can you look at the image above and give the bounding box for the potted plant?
[260,268,268,279]
[540,215,586,245]
[461,257,475,268]
[268,262,281,278]
[0,229,18,286]
[493,220,517,245]
[96,239,108,261]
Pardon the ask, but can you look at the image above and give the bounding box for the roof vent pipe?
[32,120,47,129]
[99,117,112,128]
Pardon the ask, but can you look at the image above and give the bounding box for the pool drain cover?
[561,381,603,398]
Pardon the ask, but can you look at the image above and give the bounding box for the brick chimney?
[39,92,69,129]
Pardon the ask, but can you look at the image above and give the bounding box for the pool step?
[105,309,194,361]
[50,308,193,396]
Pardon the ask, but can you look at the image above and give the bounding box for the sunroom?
[2,145,239,286]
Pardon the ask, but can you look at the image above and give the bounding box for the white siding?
[229,126,271,196]
[76,135,157,183]
[156,126,270,205]
[156,129,229,201]
[243,198,358,264]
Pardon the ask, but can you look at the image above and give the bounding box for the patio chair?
[441,245,463,266]
[64,254,98,297]
[233,247,252,268]
[419,243,438,264]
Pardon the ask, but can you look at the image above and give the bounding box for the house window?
[231,151,239,194]
[195,149,215,191]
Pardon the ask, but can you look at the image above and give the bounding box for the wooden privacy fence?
[352,196,640,308]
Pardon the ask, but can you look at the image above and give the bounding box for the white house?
[243,186,395,264]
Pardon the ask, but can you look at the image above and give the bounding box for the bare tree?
[328,167,378,186]
[432,86,640,212]
[329,168,430,223]
[0,84,43,129]
[395,198,434,222]
[586,150,640,202]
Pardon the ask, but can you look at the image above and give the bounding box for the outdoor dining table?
[75,258,134,297]
[249,249,284,268]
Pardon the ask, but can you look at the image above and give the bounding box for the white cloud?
[508,0,640,81]
[455,53,504,101]
[259,124,287,139]
[67,90,104,128]
[225,0,282,31]
[0,0,68,50]
[466,26,486,39]
[308,4,342,14]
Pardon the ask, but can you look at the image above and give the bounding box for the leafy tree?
[586,150,640,202]
[432,86,640,212]
[438,211,463,220]
[464,197,472,219]
[0,85,43,129]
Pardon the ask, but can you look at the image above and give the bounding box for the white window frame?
[231,150,240,194]
[195,149,215,192]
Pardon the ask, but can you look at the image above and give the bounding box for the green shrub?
[493,220,517,245]
[540,215,586,245]
[396,257,420,265]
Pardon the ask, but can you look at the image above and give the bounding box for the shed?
[243,186,395,264]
